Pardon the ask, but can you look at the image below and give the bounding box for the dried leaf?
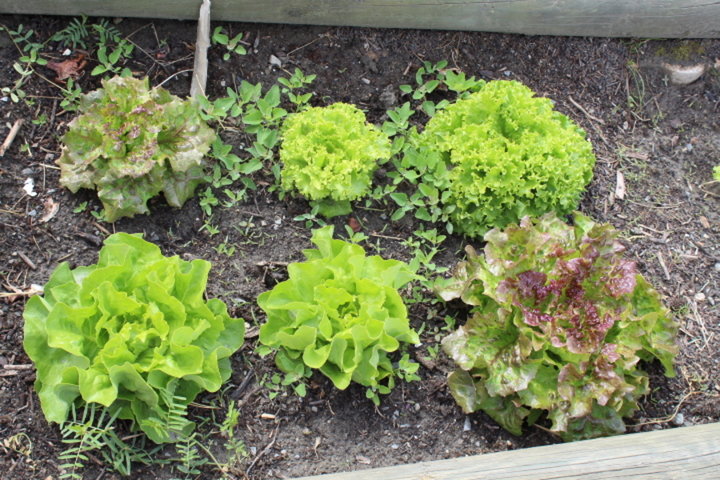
[40,197,59,223]
[46,53,87,82]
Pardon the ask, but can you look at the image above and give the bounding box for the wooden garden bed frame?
[1,1,719,478]
[294,423,720,479]
[2,1,720,38]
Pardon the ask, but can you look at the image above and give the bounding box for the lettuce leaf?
[439,212,678,441]
[23,233,244,443]
[258,226,419,403]
[416,80,595,238]
[280,103,391,217]
[57,76,215,222]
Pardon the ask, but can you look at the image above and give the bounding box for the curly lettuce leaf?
[416,80,595,238]
[280,103,391,217]
[440,212,678,441]
[57,76,215,222]
[23,233,244,443]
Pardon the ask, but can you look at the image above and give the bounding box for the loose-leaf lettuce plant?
[23,233,245,443]
[396,80,596,238]
[57,76,216,222]
[258,226,420,404]
[280,103,391,217]
[437,212,678,441]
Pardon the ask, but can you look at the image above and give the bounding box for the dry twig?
[0,119,24,157]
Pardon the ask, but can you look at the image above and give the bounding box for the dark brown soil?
[0,14,719,480]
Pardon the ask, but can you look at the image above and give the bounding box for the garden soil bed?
[1,14,719,480]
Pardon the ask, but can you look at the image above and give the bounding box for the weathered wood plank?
[2,1,720,38]
[293,423,720,480]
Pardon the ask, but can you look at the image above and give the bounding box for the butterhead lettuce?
[258,226,419,403]
[23,233,244,443]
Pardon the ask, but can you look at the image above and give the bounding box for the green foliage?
[257,226,420,404]
[407,80,595,238]
[278,68,316,110]
[438,212,678,441]
[388,132,454,230]
[714,165,720,181]
[280,103,391,217]
[56,76,216,222]
[0,23,48,103]
[51,15,91,49]
[212,27,247,61]
[23,233,245,444]
[58,403,162,479]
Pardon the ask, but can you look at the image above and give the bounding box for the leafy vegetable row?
[21,69,678,462]
[24,213,678,445]
[56,75,594,239]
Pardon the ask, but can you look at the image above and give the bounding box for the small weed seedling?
[0,23,48,103]
[278,68,317,110]
[212,26,247,61]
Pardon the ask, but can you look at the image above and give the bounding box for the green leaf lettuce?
[416,80,596,237]
[23,233,244,443]
[258,226,419,402]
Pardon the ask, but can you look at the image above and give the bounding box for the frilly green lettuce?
[57,76,215,222]
[438,212,678,441]
[417,80,595,238]
[23,233,244,443]
[280,103,391,217]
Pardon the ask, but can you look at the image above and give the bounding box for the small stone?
[672,413,685,426]
[714,263,720,272]
[378,85,397,108]
[390,443,399,449]
[269,55,282,67]
[661,63,706,85]
[302,428,311,435]
[463,417,472,432]
[694,292,706,302]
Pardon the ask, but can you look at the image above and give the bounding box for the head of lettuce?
[23,233,245,443]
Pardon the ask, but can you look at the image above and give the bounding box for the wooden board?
[293,423,720,480]
[2,1,720,38]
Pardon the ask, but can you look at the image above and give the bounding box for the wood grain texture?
[2,1,720,38]
[293,423,720,480]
